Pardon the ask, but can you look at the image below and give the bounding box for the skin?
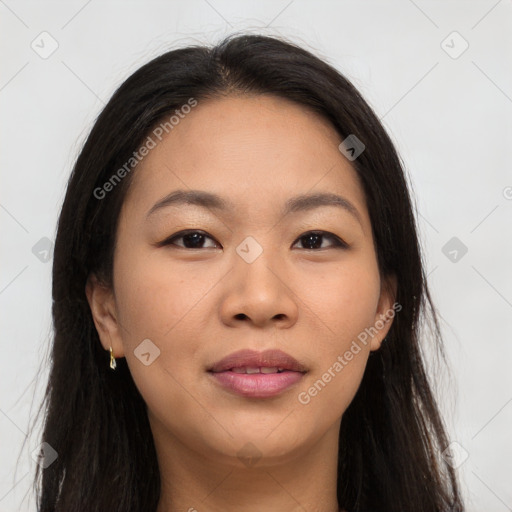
[86,94,396,512]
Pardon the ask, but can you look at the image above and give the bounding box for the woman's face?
[88,94,396,466]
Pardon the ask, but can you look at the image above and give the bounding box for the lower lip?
[208,370,304,398]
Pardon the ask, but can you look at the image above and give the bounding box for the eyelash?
[159,230,348,251]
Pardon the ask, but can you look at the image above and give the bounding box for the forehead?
[124,94,368,223]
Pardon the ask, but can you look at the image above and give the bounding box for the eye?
[160,230,219,249]
[159,229,348,250]
[292,231,348,250]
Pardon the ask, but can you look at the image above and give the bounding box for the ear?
[85,273,125,358]
[369,274,398,352]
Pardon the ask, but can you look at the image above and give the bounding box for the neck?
[152,415,343,512]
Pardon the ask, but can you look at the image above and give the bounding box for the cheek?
[113,248,214,342]
[111,251,223,417]
[112,250,212,414]
[298,255,381,347]
[294,257,379,413]
[111,245,232,390]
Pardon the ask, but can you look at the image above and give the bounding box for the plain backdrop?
[1,1,511,511]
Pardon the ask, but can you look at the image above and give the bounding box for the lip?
[208,349,307,398]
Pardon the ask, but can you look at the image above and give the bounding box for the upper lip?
[208,349,307,373]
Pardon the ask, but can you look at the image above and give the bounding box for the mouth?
[207,349,307,398]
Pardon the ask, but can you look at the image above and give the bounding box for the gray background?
[1,1,511,510]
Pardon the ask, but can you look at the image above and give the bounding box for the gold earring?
[109,346,117,370]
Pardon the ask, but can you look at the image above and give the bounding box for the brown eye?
[159,230,348,251]
[293,231,348,250]
[161,230,219,249]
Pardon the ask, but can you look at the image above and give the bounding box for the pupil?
[303,233,321,249]
[184,233,203,248]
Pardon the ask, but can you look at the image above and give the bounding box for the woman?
[32,33,465,511]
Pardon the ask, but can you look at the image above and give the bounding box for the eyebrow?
[146,189,363,225]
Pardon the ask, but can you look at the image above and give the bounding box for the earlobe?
[85,274,125,357]
[369,274,398,352]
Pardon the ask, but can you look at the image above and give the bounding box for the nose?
[219,246,299,329]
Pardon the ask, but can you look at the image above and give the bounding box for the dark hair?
[28,33,464,511]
